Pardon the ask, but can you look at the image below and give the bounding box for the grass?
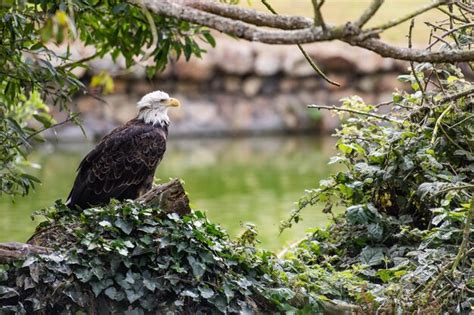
[243,0,447,44]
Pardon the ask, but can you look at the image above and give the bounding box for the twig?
[431,34,455,49]
[440,87,474,103]
[437,6,470,23]
[451,194,473,274]
[431,102,453,145]
[455,2,474,15]
[297,45,340,86]
[311,0,326,29]
[261,0,339,87]
[374,100,393,108]
[307,104,401,123]
[448,113,474,129]
[26,115,77,141]
[436,184,474,195]
[141,5,159,61]
[356,0,384,28]
[426,22,474,49]
[370,0,450,32]
[57,52,100,70]
[408,19,426,106]
[260,0,276,14]
[439,124,466,151]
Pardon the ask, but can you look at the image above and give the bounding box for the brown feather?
[66,119,168,209]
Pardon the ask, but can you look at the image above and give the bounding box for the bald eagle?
[66,90,181,209]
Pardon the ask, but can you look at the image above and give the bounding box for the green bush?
[283,64,473,313]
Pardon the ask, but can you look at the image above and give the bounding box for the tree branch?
[131,0,474,63]
[180,0,312,30]
[369,0,451,32]
[311,0,326,29]
[355,0,384,28]
[307,104,401,123]
[439,87,474,103]
[349,37,474,62]
[258,0,339,86]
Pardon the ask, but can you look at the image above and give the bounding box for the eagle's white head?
[137,90,181,126]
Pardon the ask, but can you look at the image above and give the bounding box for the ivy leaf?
[115,218,133,235]
[360,247,385,266]
[187,256,205,279]
[199,286,214,299]
[181,289,199,299]
[0,286,19,299]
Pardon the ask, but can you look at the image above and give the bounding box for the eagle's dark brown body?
[66,118,168,209]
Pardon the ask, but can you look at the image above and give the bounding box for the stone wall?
[51,37,410,140]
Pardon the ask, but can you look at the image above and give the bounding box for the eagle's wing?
[66,122,167,209]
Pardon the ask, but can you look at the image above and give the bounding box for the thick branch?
[133,0,474,63]
[350,37,474,62]
[179,0,312,30]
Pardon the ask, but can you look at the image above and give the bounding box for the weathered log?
[137,178,191,216]
[1,179,189,263]
[0,242,50,264]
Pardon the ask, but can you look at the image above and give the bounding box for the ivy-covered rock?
[0,201,321,314]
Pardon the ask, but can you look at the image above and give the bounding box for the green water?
[0,136,338,251]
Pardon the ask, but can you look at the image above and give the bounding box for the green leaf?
[187,256,205,279]
[115,218,133,235]
[199,286,214,299]
[203,32,216,47]
[359,247,385,266]
[0,286,19,299]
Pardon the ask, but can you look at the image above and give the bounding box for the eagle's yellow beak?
[165,98,181,108]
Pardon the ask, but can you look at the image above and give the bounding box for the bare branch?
[350,38,474,62]
[307,104,401,123]
[297,44,340,86]
[136,0,332,43]
[437,6,471,23]
[355,0,384,28]
[132,0,474,63]
[426,22,474,49]
[439,87,474,103]
[311,0,326,29]
[180,0,312,30]
[408,19,426,105]
[258,0,339,86]
[369,0,451,32]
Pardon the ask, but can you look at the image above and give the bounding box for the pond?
[0,136,339,251]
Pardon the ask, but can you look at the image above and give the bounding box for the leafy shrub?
[283,64,473,313]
